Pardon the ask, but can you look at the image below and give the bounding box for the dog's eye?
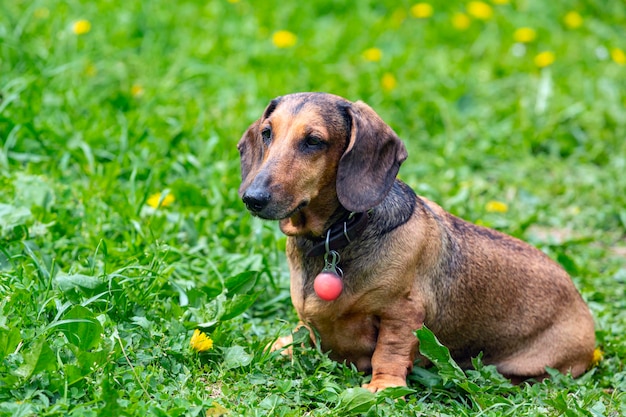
[261,127,272,146]
[304,135,324,149]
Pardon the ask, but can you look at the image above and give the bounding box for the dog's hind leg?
[495,312,595,382]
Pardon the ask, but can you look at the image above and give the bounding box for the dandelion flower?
[190,329,214,352]
[451,13,471,30]
[563,11,583,29]
[381,73,397,91]
[467,2,493,20]
[514,27,536,43]
[486,200,508,213]
[72,19,91,35]
[272,30,297,48]
[363,47,383,62]
[590,347,603,368]
[411,3,434,19]
[534,51,555,68]
[610,47,626,65]
[131,84,145,98]
[147,191,175,209]
[568,206,581,216]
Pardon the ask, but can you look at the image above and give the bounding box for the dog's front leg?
[363,307,424,392]
[267,321,310,356]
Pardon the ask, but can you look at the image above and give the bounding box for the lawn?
[1,0,625,415]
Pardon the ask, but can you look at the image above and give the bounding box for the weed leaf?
[54,305,103,350]
[221,292,260,321]
[378,385,416,399]
[224,271,259,295]
[0,327,21,358]
[0,203,31,235]
[13,338,56,379]
[99,374,123,417]
[55,273,103,292]
[336,387,377,415]
[416,326,480,393]
[0,402,36,417]
[222,345,253,370]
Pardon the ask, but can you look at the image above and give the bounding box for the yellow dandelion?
[131,84,145,98]
[467,2,493,20]
[563,11,583,29]
[363,47,383,62]
[72,19,91,35]
[590,347,603,368]
[569,206,581,216]
[272,30,297,48]
[411,3,434,19]
[485,200,508,213]
[514,27,537,43]
[34,7,50,19]
[147,191,175,209]
[190,329,214,352]
[206,403,229,416]
[534,51,555,68]
[381,73,397,91]
[492,0,509,4]
[451,12,471,30]
[610,47,626,65]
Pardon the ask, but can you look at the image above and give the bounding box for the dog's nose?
[242,190,271,213]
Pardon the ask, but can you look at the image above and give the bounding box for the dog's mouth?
[284,200,309,219]
[250,200,309,221]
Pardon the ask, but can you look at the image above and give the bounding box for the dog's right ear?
[336,101,407,212]
[237,97,282,196]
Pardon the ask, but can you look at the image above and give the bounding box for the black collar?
[305,211,369,257]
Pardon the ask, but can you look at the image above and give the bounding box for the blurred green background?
[1,0,625,415]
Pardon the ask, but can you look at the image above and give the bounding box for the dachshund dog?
[237,92,595,392]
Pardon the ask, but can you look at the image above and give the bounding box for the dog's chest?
[300,289,380,371]
[286,242,386,370]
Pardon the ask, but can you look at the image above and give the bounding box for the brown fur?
[238,92,596,392]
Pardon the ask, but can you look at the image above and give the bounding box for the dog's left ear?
[237,97,282,197]
[237,118,262,197]
[337,101,408,212]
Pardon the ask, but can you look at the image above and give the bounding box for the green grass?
[1,0,625,415]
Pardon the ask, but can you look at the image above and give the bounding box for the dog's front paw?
[267,335,294,357]
[362,375,406,393]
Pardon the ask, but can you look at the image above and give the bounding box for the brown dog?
[237,92,595,392]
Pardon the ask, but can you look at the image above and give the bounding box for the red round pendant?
[313,272,343,301]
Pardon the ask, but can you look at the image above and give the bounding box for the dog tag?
[314,250,343,301]
[314,272,343,301]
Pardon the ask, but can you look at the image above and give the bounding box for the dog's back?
[418,196,595,379]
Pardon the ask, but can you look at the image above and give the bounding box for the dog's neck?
[280,203,369,259]
[304,210,369,257]
[279,191,343,237]
[279,206,334,237]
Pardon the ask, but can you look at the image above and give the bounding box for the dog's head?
[237,92,407,236]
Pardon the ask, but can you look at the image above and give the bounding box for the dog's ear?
[237,119,261,196]
[336,101,407,212]
[237,97,282,196]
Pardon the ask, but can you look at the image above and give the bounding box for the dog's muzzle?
[242,188,271,214]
